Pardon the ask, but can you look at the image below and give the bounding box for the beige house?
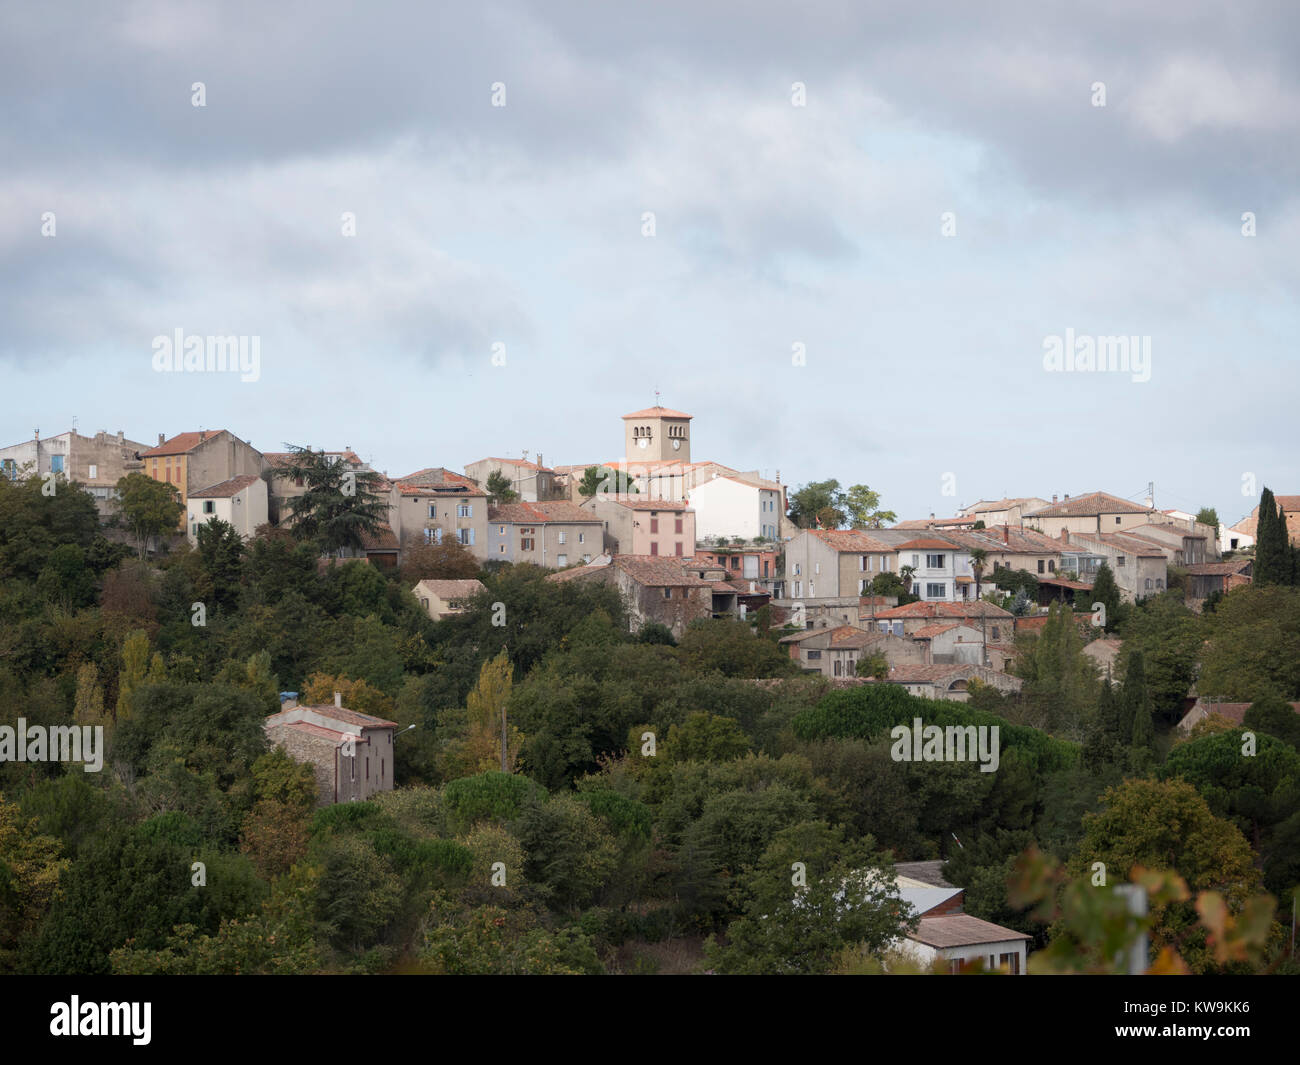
[186,474,268,544]
[391,467,488,559]
[464,456,557,503]
[942,526,1065,581]
[909,622,989,666]
[487,502,603,566]
[580,496,696,558]
[549,554,712,637]
[1063,529,1167,601]
[412,578,486,621]
[1023,492,1156,538]
[783,529,897,600]
[867,600,1015,643]
[956,497,1050,527]
[884,663,1023,701]
[780,625,925,677]
[265,695,398,806]
[0,428,152,514]
[139,430,264,529]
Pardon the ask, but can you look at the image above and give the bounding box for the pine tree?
[1083,680,1121,769]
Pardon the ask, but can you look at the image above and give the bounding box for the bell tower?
[622,402,692,463]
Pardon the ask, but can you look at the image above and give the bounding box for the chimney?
[116,430,124,445]
[334,691,342,708]
[158,433,166,446]
[1060,529,1069,543]
[1003,525,1009,544]
[199,430,206,442]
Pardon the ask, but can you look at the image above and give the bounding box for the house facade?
[265,696,398,806]
[687,473,783,542]
[412,578,486,621]
[186,474,268,543]
[140,430,264,530]
[464,456,557,503]
[580,496,697,557]
[487,501,603,567]
[0,428,151,514]
[1023,491,1156,538]
[392,468,489,559]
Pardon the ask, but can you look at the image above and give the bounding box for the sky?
[2,0,1297,528]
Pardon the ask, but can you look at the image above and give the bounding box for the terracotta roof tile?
[621,406,693,419]
[488,502,600,524]
[1026,492,1152,518]
[141,430,230,457]
[190,474,261,498]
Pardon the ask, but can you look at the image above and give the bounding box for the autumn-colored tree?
[0,793,69,969]
[73,663,108,727]
[115,630,151,721]
[239,750,318,879]
[401,539,481,582]
[300,673,395,719]
[439,651,523,778]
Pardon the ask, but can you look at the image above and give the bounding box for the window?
[190,523,198,536]
[675,518,683,534]
[926,554,945,568]
[675,542,683,556]
[1156,578,1164,588]
[833,660,842,676]
[807,650,821,660]
[1115,516,1122,524]
[458,528,474,545]
[926,583,945,598]
[203,500,215,514]
[650,543,659,556]
[557,554,567,566]
[557,530,566,544]
[650,518,659,533]
[730,557,739,569]
[521,538,535,551]
[1048,559,1056,572]
[999,951,1021,975]
[794,563,801,575]
[912,554,919,567]
[457,502,472,518]
[809,582,815,596]
[763,561,769,577]
[428,503,437,519]
[1144,578,1152,590]
[794,581,802,597]
[1116,555,1126,567]
[499,525,505,534]
[859,580,868,593]
[51,454,64,473]
[663,587,672,599]
[88,464,97,479]
[578,532,585,543]
[425,527,443,545]
[499,544,506,553]
[814,562,820,574]
[582,554,591,563]
[991,626,1000,641]
[1037,559,1045,574]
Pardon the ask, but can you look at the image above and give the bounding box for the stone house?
[580,496,697,558]
[412,578,487,621]
[548,554,712,637]
[1022,491,1156,538]
[391,468,488,559]
[265,695,398,806]
[464,456,558,503]
[0,428,152,515]
[487,501,603,567]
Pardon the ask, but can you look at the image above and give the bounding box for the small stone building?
[265,695,398,806]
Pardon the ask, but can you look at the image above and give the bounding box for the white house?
[688,473,783,542]
[186,474,268,544]
[890,866,1030,975]
[893,538,974,602]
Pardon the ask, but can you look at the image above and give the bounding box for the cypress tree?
[1255,488,1284,585]
[1090,562,1121,632]
[1122,651,1153,749]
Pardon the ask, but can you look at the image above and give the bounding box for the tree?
[578,465,638,497]
[116,630,152,721]
[195,517,245,610]
[280,445,389,558]
[899,565,917,595]
[844,485,897,530]
[1123,651,1155,758]
[1254,488,1292,587]
[1089,562,1122,633]
[0,793,68,970]
[1195,507,1220,529]
[401,539,480,581]
[1067,779,1263,973]
[440,651,522,778]
[855,652,889,680]
[1198,586,1300,701]
[484,470,519,505]
[115,472,183,558]
[705,821,908,974]
[787,480,845,529]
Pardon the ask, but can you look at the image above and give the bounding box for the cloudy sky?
[2,0,1296,525]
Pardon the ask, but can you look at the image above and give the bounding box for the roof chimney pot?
[334,691,342,708]
[158,433,166,446]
